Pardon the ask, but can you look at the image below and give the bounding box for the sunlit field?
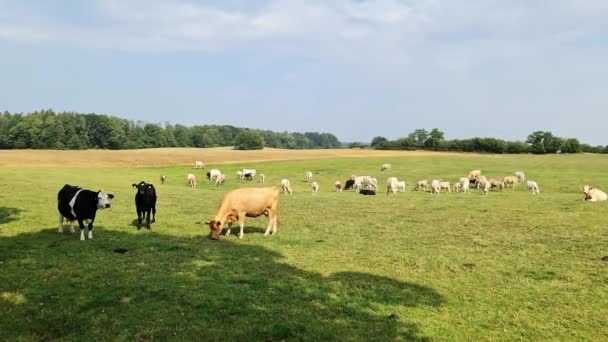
[1,150,607,340]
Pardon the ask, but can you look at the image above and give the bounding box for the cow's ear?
[148,184,153,188]
[132,184,137,188]
[204,221,210,225]
[108,194,115,199]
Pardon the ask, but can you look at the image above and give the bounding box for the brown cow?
[206,187,280,239]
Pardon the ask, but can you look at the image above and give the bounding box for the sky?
[1,0,607,144]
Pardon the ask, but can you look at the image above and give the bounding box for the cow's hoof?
[80,236,85,241]
[238,235,243,239]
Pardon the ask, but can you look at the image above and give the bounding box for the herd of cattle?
[56,160,607,241]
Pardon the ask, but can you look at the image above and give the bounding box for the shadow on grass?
[0,229,442,340]
[0,207,22,225]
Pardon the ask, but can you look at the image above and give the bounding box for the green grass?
[1,153,607,341]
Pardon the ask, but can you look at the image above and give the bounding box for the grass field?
[1,149,607,341]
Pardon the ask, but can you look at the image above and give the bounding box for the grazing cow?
[306,171,313,182]
[468,170,482,185]
[381,163,391,171]
[359,189,376,195]
[527,180,540,195]
[206,169,221,181]
[311,181,319,195]
[362,177,378,190]
[281,179,292,194]
[431,180,441,194]
[459,178,470,194]
[475,175,488,189]
[453,183,462,192]
[386,177,398,196]
[236,171,243,179]
[439,181,451,193]
[206,187,280,239]
[215,174,226,186]
[583,185,607,202]
[160,175,167,184]
[415,180,429,192]
[477,178,490,195]
[132,181,157,230]
[515,171,525,183]
[242,169,256,181]
[57,184,114,240]
[503,176,519,188]
[259,174,266,183]
[194,160,205,169]
[397,181,406,192]
[489,179,505,191]
[344,179,355,190]
[187,173,197,188]
[335,181,343,192]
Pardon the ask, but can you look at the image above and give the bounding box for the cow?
[242,169,256,181]
[306,171,313,182]
[281,179,292,194]
[359,189,376,195]
[160,175,167,184]
[312,181,319,195]
[259,174,266,183]
[335,181,343,192]
[236,171,243,180]
[215,174,226,186]
[396,181,406,192]
[194,160,205,169]
[132,181,157,230]
[57,184,114,241]
[415,180,428,192]
[187,174,197,188]
[386,177,398,196]
[468,170,482,185]
[381,163,391,171]
[206,169,221,181]
[583,185,607,202]
[206,187,280,239]
[515,171,525,183]
[431,180,441,194]
[344,179,355,190]
[527,180,540,195]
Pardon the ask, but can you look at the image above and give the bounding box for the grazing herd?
[56,160,607,241]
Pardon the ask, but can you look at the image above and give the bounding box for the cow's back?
[221,187,279,215]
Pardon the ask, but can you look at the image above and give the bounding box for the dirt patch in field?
[0,147,471,167]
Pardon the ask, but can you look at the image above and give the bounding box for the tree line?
[0,110,342,150]
[368,129,608,154]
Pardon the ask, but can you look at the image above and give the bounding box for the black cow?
[359,189,376,195]
[57,184,114,240]
[132,181,157,230]
[344,179,355,190]
[244,173,254,181]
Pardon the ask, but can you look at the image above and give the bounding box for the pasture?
[0,150,607,340]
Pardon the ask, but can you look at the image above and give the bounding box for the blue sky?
[1,0,607,144]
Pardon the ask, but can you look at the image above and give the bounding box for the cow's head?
[206,220,223,240]
[132,181,151,196]
[97,190,114,209]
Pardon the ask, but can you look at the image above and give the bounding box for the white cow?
[207,168,221,181]
[527,180,539,195]
[306,171,313,182]
[381,163,391,171]
[236,171,243,179]
[583,185,607,202]
[431,180,441,194]
[242,169,256,180]
[515,171,525,183]
[386,177,399,196]
[311,181,319,195]
[439,181,451,193]
[281,179,293,194]
[415,180,428,192]
[187,173,197,188]
[194,161,205,169]
[259,174,266,183]
[215,174,226,186]
[459,177,470,194]
[396,181,406,192]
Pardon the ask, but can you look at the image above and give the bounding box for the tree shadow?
[0,207,22,225]
[0,229,442,340]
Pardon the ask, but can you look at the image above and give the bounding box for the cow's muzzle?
[105,204,111,208]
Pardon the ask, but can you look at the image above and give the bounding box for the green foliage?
[0,111,341,150]
[348,142,367,149]
[234,129,265,150]
[370,136,388,148]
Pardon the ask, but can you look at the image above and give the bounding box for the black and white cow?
[344,179,356,190]
[57,184,114,240]
[132,181,157,230]
[359,189,376,196]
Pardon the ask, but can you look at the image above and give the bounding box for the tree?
[424,128,445,150]
[562,138,581,154]
[234,130,264,150]
[370,136,388,148]
[408,129,428,148]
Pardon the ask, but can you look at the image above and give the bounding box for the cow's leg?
[237,212,246,239]
[137,210,142,230]
[69,220,75,233]
[78,219,86,240]
[152,206,156,223]
[264,212,274,236]
[225,223,232,237]
[58,214,64,233]
[88,218,95,239]
[145,209,152,230]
